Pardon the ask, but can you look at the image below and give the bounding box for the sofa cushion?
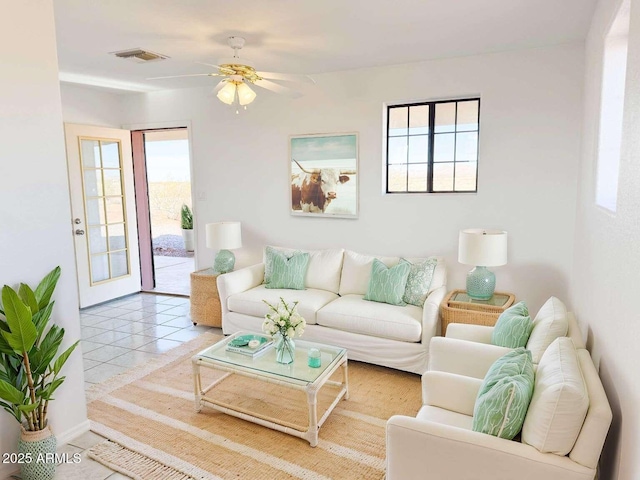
[491,302,533,348]
[526,296,569,363]
[227,285,338,325]
[522,337,589,455]
[417,405,473,431]
[402,257,438,307]
[264,249,309,290]
[316,294,422,342]
[472,348,534,440]
[339,251,399,296]
[263,246,344,293]
[364,259,411,306]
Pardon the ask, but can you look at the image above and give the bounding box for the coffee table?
[192,332,349,447]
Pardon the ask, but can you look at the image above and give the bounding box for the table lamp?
[458,229,508,300]
[206,222,242,274]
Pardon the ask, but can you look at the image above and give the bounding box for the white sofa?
[386,338,613,480]
[217,248,447,374]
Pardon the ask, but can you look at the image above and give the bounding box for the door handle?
[74,218,82,225]
[75,229,85,236]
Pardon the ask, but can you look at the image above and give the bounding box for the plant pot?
[18,425,57,480]
[182,229,195,252]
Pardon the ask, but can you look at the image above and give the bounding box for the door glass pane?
[89,226,107,254]
[106,197,124,224]
[457,101,479,132]
[101,141,120,168]
[408,136,428,163]
[108,223,127,250]
[86,198,106,226]
[434,133,455,162]
[433,163,454,191]
[408,164,428,191]
[409,105,429,135]
[435,103,456,133]
[91,254,109,283]
[388,165,407,192]
[455,162,477,191]
[83,170,103,197]
[455,132,478,161]
[110,251,129,278]
[388,137,408,164]
[389,107,408,136]
[103,169,122,196]
[81,140,101,168]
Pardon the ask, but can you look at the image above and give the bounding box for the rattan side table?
[440,290,515,335]
[190,268,222,327]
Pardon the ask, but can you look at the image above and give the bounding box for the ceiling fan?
[148,36,315,111]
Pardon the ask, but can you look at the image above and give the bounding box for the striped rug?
[86,332,421,479]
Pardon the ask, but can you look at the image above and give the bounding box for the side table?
[190,268,222,327]
[440,290,515,335]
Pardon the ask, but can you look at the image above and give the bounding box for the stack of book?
[225,334,273,357]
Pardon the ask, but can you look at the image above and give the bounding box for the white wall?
[60,83,125,127]
[571,0,640,477]
[117,44,584,311]
[0,1,87,475]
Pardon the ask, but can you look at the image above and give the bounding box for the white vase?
[182,229,194,252]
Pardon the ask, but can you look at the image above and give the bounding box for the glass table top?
[451,291,511,307]
[197,332,346,385]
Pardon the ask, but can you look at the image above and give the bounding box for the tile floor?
[3,292,220,480]
[150,255,195,296]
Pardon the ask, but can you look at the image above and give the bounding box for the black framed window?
[386,98,480,193]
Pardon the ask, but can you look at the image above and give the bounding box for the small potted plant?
[0,267,79,480]
[181,204,194,252]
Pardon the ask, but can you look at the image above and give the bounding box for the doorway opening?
[132,128,194,295]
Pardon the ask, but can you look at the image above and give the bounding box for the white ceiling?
[53,0,597,93]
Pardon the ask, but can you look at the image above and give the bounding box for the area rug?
[86,332,421,479]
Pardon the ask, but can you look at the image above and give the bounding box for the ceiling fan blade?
[257,71,316,84]
[196,62,236,75]
[147,73,217,80]
[254,79,303,98]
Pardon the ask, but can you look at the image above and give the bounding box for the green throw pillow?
[402,258,437,307]
[364,259,411,306]
[473,348,535,439]
[264,251,309,290]
[264,246,301,285]
[491,301,533,348]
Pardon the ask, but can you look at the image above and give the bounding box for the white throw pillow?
[404,256,446,294]
[526,296,569,363]
[263,246,344,293]
[522,337,589,455]
[338,250,398,296]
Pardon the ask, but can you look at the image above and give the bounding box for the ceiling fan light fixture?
[236,82,257,106]
[217,82,237,105]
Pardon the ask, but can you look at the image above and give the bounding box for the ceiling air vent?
[111,48,169,63]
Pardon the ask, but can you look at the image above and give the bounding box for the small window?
[386,98,480,193]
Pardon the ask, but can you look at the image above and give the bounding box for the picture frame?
[289,132,358,219]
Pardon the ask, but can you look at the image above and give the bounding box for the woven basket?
[190,269,222,327]
[440,290,515,335]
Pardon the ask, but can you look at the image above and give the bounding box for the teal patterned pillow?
[401,258,437,307]
[491,302,533,348]
[473,348,535,439]
[264,251,309,290]
[264,246,299,284]
[364,259,411,306]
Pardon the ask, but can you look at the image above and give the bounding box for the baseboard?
[56,419,91,446]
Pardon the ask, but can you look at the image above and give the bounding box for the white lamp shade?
[236,82,257,106]
[216,82,236,105]
[458,229,508,267]
[206,222,242,250]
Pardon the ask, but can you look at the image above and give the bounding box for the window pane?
[389,107,408,136]
[106,197,124,224]
[457,100,479,132]
[108,223,126,251]
[91,254,109,283]
[388,137,408,164]
[103,169,122,196]
[409,105,429,135]
[89,226,107,254]
[455,162,477,191]
[388,165,407,192]
[435,103,456,133]
[86,198,106,226]
[408,136,428,163]
[83,169,103,197]
[434,133,455,162]
[101,141,121,168]
[81,140,101,168]
[455,132,478,161]
[110,251,129,278]
[408,164,428,191]
[433,163,454,191]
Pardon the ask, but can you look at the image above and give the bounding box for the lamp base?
[213,250,235,274]
[466,266,495,300]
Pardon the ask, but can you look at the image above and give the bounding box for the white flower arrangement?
[262,297,306,339]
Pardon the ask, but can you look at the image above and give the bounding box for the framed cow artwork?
[290,132,358,218]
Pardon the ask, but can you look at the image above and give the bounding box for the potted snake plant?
[181,204,194,252]
[0,266,79,480]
